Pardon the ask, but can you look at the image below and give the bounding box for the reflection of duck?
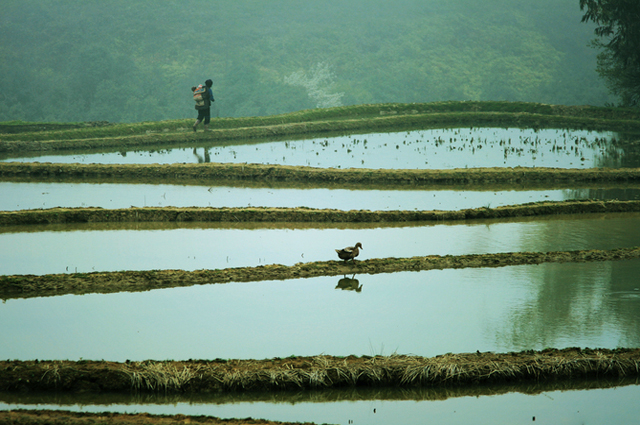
[335,242,362,262]
[336,274,362,292]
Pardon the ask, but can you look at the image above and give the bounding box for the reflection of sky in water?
[2,384,640,425]
[1,128,626,169]
[3,182,640,212]
[3,213,640,275]
[1,261,639,362]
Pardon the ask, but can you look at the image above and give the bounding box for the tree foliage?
[0,0,617,123]
[580,0,640,106]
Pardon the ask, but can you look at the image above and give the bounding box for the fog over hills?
[0,0,614,122]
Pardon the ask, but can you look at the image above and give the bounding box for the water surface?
[3,213,640,276]
[1,128,628,169]
[1,383,639,425]
[2,181,640,212]
[2,260,639,361]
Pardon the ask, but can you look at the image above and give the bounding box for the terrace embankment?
[2,247,639,299]
[3,200,640,227]
[4,162,640,187]
[0,410,309,425]
[1,348,638,394]
[2,101,640,153]
[2,200,640,299]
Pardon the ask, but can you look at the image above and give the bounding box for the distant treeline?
[0,0,616,123]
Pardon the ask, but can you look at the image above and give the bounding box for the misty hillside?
[0,0,614,123]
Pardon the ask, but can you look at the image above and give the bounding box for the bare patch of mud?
[2,247,639,299]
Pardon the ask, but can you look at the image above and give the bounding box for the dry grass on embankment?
[2,353,639,425]
[1,348,639,394]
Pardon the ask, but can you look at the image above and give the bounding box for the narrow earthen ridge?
[3,162,640,186]
[1,200,640,228]
[0,410,310,425]
[1,247,639,299]
[0,348,638,394]
[2,109,639,153]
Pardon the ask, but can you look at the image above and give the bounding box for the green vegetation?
[580,0,640,106]
[0,0,617,123]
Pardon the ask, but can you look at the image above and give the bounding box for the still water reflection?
[2,213,640,275]
[2,181,640,212]
[1,260,639,361]
[0,128,628,169]
[1,382,639,425]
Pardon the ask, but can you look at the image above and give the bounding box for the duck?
[335,242,363,262]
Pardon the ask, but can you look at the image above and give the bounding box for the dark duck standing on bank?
[336,242,363,262]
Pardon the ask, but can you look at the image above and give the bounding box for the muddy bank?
[4,162,640,186]
[1,348,638,394]
[0,410,311,425]
[2,247,639,299]
[2,200,640,228]
[4,172,640,195]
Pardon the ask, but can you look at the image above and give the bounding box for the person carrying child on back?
[192,79,215,132]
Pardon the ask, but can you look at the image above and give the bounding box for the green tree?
[580,0,640,106]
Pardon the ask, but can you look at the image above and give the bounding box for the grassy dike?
[2,247,640,300]
[4,162,640,187]
[1,101,640,152]
[0,410,307,425]
[2,200,640,299]
[1,200,640,227]
[1,348,639,394]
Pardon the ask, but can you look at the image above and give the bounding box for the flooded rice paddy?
[3,123,640,424]
[2,259,640,361]
[2,181,640,212]
[2,383,640,425]
[0,127,630,169]
[2,213,640,276]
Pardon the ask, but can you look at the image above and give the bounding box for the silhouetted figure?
[192,79,215,132]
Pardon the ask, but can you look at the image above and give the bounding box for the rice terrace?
[1,100,640,424]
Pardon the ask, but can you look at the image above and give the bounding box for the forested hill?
[0,0,615,123]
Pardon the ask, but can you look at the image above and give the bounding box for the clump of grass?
[39,361,64,387]
[122,361,203,392]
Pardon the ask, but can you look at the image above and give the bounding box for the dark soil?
[0,410,313,425]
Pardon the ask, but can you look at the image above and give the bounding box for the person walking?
[193,79,215,132]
